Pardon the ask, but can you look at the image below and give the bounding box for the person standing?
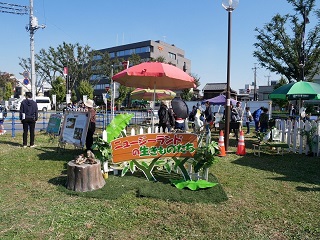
[204,101,213,133]
[253,107,263,132]
[19,92,38,148]
[158,102,171,132]
[84,99,96,151]
[259,107,269,133]
[0,104,7,135]
[230,103,240,141]
[289,104,296,120]
[235,101,243,130]
[244,106,252,134]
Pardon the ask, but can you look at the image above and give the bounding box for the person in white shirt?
[244,107,252,134]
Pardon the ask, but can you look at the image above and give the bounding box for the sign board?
[23,79,30,85]
[63,67,68,76]
[102,93,108,105]
[111,133,198,163]
[52,95,56,105]
[46,114,63,135]
[66,94,71,104]
[83,95,87,104]
[59,112,90,147]
[23,71,29,79]
[114,82,120,99]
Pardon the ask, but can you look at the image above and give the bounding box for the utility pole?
[253,64,257,101]
[265,74,271,86]
[0,1,45,100]
[26,0,45,99]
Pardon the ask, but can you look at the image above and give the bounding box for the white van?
[10,96,51,111]
[35,97,51,111]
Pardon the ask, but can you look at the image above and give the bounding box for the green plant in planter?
[92,113,134,175]
[256,129,271,143]
[192,140,220,173]
[169,140,220,190]
[300,126,317,154]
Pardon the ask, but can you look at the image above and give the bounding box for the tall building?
[93,40,192,102]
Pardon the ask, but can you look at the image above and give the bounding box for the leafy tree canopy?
[19,42,111,97]
[0,72,17,101]
[253,0,320,82]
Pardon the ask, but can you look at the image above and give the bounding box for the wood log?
[66,160,105,192]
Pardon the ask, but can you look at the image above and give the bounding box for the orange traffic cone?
[218,130,226,157]
[236,130,246,156]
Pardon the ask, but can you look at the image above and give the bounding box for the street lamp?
[299,5,309,82]
[222,0,239,151]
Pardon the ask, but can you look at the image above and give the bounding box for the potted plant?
[92,113,134,179]
[170,140,220,191]
[192,140,220,173]
[300,126,317,156]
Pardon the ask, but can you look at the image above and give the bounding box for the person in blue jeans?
[253,107,263,132]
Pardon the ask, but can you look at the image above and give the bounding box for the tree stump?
[66,160,105,192]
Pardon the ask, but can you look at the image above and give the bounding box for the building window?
[109,52,115,58]
[117,51,125,57]
[124,49,131,55]
[93,55,102,60]
[168,52,176,60]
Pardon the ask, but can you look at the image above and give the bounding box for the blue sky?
[1,0,319,93]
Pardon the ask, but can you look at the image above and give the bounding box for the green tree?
[253,0,320,82]
[50,76,66,103]
[180,73,200,101]
[71,89,77,103]
[272,76,289,108]
[19,42,111,94]
[0,72,16,100]
[78,80,94,100]
[4,82,13,100]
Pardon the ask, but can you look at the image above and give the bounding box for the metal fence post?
[11,111,15,138]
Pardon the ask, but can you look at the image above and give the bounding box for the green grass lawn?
[0,131,319,239]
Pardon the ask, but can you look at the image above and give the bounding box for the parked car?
[10,96,52,111]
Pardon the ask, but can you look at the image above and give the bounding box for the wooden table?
[253,142,289,157]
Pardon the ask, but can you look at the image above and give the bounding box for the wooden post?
[66,160,105,192]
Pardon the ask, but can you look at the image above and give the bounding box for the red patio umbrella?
[112,62,195,90]
[112,62,195,131]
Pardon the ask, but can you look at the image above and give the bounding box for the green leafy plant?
[193,140,220,173]
[300,126,317,154]
[170,179,218,191]
[92,113,134,172]
[106,113,134,143]
[256,129,271,143]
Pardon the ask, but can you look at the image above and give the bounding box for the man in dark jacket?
[20,92,38,148]
[158,102,173,132]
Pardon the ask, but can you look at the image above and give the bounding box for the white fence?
[273,119,320,156]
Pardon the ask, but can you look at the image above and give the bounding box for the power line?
[0,2,28,15]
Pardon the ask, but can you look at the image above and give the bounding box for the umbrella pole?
[152,84,156,132]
